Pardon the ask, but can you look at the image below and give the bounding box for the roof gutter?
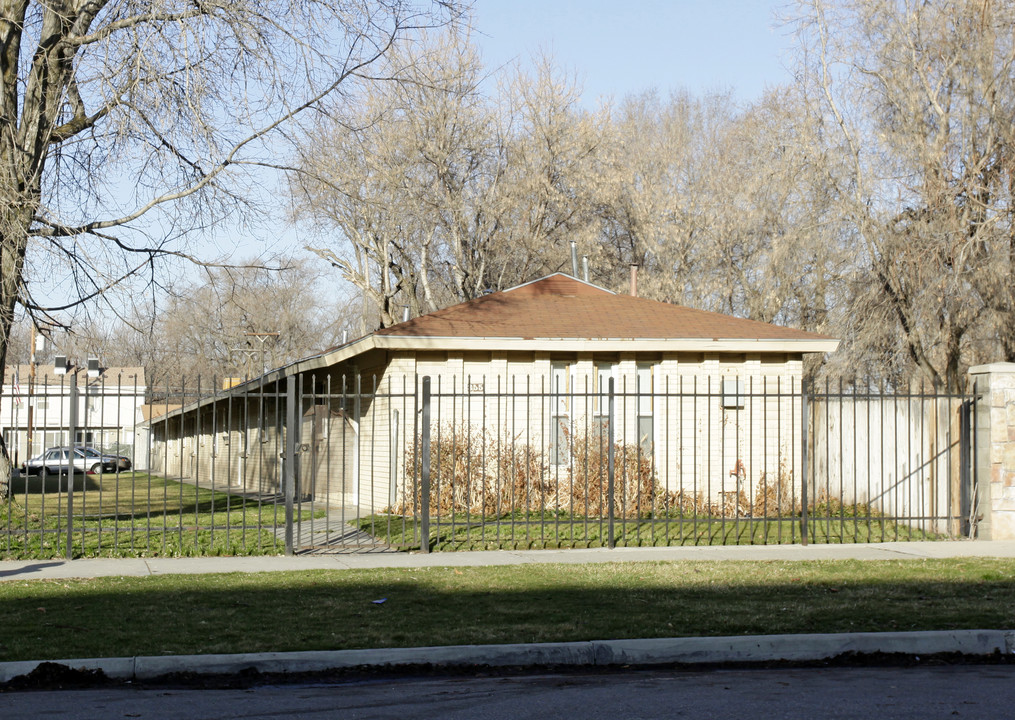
[369,335,841,354]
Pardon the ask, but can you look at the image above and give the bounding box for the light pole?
[243,332,279,375]
[230,332,279,380]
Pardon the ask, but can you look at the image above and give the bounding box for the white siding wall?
[399,350,804,509]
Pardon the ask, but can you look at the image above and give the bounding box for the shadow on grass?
[9,473,101,494]
[7,473,285,523]
[1,560,1014,663]
[356,512,944,551]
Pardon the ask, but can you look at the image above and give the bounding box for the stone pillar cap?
[969,362,1015,375]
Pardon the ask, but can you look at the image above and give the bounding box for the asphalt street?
[3,664,1014,719]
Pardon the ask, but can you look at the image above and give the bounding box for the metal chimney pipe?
[570,240,579,277]
[342,329,348,344]
[630,264,638,297]
[582,255,589,282]
[402,305,410,323]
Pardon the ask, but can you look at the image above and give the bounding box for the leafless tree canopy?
[292,31,606,329]
[289,1,1015,391]
[7,0,1015,400]
[799,0,1015,390]
[0,0,461,377]
[47,258,354,390]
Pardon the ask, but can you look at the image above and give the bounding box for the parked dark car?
[21,446,122,476]
[82,446,131,471]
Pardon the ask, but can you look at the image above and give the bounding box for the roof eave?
[144,335,381,425]
[143,334,839,427]
[372,335,840,354]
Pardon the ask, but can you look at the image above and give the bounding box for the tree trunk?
[0,204,35,495]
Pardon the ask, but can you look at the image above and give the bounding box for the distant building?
[1,364,147,466]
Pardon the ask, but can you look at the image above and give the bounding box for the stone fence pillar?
[969,363,1015,539]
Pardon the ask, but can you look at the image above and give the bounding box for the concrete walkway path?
[4,539,1015,581]
[3,541,1015,685]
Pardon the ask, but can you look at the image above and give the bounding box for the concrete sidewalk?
[3,541,1015,686]
[4,540,1015,581]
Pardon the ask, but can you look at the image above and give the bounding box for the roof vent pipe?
[630,264,638,297]
[570,240,579,277]
[342,329,348,345]
[402,305,410,323]
[582,256,589,282]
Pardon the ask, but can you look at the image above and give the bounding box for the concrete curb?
[3,630,1013,685]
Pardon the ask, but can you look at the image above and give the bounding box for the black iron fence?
[0,372,978,558]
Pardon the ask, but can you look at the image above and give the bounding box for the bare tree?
[798,0,1015,390]
[0,0,461,378]
[44,258,355,391]
[596,86,846,349]
[292,32,606,327]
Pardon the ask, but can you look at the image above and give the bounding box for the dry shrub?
[393,425,550,516]
[392,425,659,518]
[566,433,657,518]
[661,460,800,518]
[661,489,749,517]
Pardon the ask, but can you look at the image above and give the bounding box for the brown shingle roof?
[376,274,833,342]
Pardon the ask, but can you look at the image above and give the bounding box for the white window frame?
[722,376,744,409]
[636,363,655,457]
[550,362,572,466]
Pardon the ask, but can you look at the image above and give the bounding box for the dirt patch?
[2,662,111,691]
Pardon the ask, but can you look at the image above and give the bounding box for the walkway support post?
[66,376,79,560]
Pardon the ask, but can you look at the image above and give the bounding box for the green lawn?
[1,472,298,558]
[1,558,1013,663]
[357,510,943,551]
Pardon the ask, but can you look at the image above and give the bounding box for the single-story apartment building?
[146,274,838,517]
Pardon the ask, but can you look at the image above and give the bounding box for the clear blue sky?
[173,1,799,288]
[472,0,796,104]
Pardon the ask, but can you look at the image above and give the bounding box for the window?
[550,362,570,465]
[32,431,65,456]
[593,363,613,415]
[637,364,654,457]
[593,362,615,443]
[722,377,744,409]
[550,417,570,466]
